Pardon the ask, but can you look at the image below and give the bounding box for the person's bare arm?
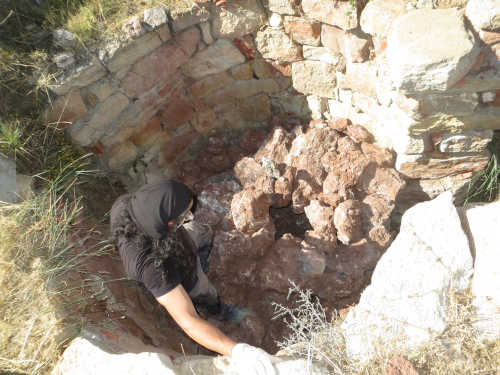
[156,284,236,357]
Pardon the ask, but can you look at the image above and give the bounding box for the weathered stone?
[159,96,195,131]
[307,95,328,120]
[69,93,129,147]
[466,201,500,340]
[188,71,234,98]
[386,9,481,92]
[0,156,16,203]
[360,142,395,167]
[130,116,166,148]
[385,356,419,375]
[182,39,246,79]
[283,17,321,46]
[361,194,394,247]
[160,128,199,166]
[169,3,210,32]
[239,94,272,121]
[143,6,167,29]
[343,30,371,63]
[268,0,298,15]
[121,28,199,97]
[304,199,336,234]
[211,0,266,39]
[466,0,500,31]
[199,22,214,45]
[292,61,337,98]
[121,16,145,38]
[46,90,87,125]
[108,140,139,171]
[435,0,468,8]
[302,46,342,65]
[396,152,490,179]
[269,13,283,27]
[52,29,78,49]
[207,79,280,103]
[321,24,345,55]
[231,63,253,80]
[255,127,293,166]
[360,0,406,37]
[86,79,116,104]
[334,199,363,245]
[53,52,75,69]
[414,92,479,117]
[342,192,473,363]
[302,0,358,30]
[158,24,171,42]
[52,57,107,96]
[449,69,500,93]
[358,165,405,202]
[231,187,271,234]
[255,27,302,63]
[191,108,217,134]
[234,157,266,187]
[345,124,372,143]
[337,61,377,97]
[439,130,493,153]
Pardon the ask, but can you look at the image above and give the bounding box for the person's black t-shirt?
[110,194,198,298]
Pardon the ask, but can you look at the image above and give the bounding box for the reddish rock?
[360,142,395,167]
[272,165,294,208]
[361,194,394,247]
[257,234,302,293]
[292,174,321,213]
[322,141,369,190]
[234,157,266,187]
[231,186,272,234]
[302,0,358,30]
[233,38,256,60]
[255,127,294,166]
[327,117,349,132]
[131,116,165,148]
[334,199,363,245]
[345,124,373,143]
[159,96,195,131]
[385,356,418,375]
[284,18,321,46]
[303,230,337,252]
[46,90,87,125]
[357,164,406,202]
[121,27,200,98]
[297,245,327,278]
[304,199,336,234]
[159,129,198,166]
[239,129,270,153]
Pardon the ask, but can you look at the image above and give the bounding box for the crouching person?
[110,179,275,375]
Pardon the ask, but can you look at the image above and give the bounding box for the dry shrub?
[273,283,500,375]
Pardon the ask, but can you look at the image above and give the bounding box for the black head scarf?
[129,179,194,240]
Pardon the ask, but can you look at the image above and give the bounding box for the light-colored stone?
[51,57,107,96]
[466,0,500,31]
[439,130,493,153]
[466,201,500,340]
[108,141,139,171]
[69,93,129,147]
[0,156,16,203]
[302,0,358,30]
[231,63,253,80]
[107,32,163,73]
[292,61,337,98]
[182,39,245,79]
[302,46,342,65]
[386,9,481,93]
[283,17,321,46]
[188,71,234,98]
[337,61,377,97]
[412,92,479,117]
[144,6,167,29]
[122,16,145,38]
[53,29,78,49]
[396,152,490,179]
[87,79,116,103]
[211,0,266,39]
[269,13,283,27]
[208,79,281,100]
[199,22,214,45]
[307,95,328,120]
[53,53,75,69]
[360,0,406,37]
[482,91,496,103]
[435,0,468,8]
[255,27,302,63]
[270,93,310,119]
[46,90,88,125]
[342,192,473,363]
[343,30,371,63]
[169,3,210,32]
[267,0,298,15]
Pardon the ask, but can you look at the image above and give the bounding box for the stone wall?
[47,0,500,204]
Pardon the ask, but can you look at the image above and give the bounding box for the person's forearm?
[181,315,236,356]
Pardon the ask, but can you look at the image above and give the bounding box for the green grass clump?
[464,131,500,204]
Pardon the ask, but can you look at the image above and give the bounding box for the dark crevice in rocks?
[270,205,312,240]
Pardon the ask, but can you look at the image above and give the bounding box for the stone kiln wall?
[47,0,500,206]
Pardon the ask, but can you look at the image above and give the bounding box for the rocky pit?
[41,0,500,358]
[167,118,404,352]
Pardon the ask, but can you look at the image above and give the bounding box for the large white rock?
[466,201,500,340]
[292,61,338,98]
[52,337,177,375]
[386,9,480,93]
[255,27,302,63]
[342,192,473,362]
[0,156,16,203]
[466,0,500,31]
[360,0,407,37]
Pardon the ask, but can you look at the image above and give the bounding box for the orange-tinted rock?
[334,199,363,245]
[231,186,272,234]
[385,356,418,375]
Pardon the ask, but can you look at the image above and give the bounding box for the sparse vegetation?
[273,283,500,375]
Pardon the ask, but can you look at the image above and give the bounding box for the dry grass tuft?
[273,283,500,375]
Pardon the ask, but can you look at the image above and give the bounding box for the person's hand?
[194,0,227,6]
[231,343,276,375]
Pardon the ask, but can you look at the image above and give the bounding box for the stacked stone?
[46,1,294,183]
